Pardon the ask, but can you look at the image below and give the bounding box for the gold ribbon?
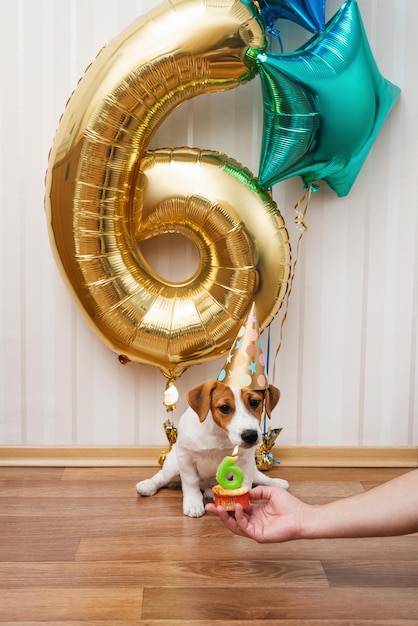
[272,184,316,383]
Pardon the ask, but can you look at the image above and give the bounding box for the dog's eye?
[218,404,232,415]
[249,398,261,409]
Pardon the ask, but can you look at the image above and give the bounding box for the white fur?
[136,384,289,517]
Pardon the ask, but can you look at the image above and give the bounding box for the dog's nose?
[240,429,259,445]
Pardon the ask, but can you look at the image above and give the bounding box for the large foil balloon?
[257,0,325,34]
[252,0,401,197]
[45,0,291,381]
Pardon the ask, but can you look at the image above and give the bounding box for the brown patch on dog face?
[209,383,237,432]
[186,380,220,422]
[240,389,265,421]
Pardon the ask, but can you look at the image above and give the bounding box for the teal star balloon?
[252,0,401,197]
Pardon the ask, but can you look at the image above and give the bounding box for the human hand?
[205,485,306,543]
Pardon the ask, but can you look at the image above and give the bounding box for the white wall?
[1,0,417,448]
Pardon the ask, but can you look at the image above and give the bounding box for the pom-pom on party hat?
[217,302,268,390]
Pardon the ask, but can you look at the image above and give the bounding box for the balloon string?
[272,184,316,385]
[263,325,272,435]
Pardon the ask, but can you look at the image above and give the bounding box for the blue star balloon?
[252,0,401,197]
[257,0,326,35]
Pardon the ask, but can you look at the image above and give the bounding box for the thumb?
[249,485,276,502]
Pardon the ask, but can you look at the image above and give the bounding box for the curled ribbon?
[272,183,318,383]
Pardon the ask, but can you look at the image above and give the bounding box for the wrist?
[298,503,323,540]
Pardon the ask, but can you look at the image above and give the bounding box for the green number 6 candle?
[216,454,244,490]
[213,448,250,511]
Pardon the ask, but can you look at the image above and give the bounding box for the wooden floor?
[0,465,417,625]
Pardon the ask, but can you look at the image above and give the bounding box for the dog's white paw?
[136,479,158,496]
[183,497,205,518]
[274,478,289,490]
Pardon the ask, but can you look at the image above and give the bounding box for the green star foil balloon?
[251,0,401,197]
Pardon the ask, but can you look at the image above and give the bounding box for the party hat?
[217,302,268,390]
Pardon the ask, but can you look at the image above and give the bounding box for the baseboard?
[0,445,417,467]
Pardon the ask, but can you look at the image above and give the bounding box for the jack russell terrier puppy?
[136,379,289,517]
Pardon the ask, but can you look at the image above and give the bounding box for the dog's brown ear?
[186,380,218,422]
[264,384,280,418]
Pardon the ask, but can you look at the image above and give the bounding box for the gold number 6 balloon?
[45,0,291,382]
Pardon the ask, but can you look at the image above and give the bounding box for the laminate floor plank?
[0,559,327,588]
[0,622,142,626]
[0,480,178,498]
[0,468,65,480]
[137,622,418,626]
[0,495,182,517]
[278,467,410,482]
[0,468,399,501]
[0,619,417,626]
[0,589,143,622]
[286,481,366,499]
[62,467,161,481]
[142,587,418,621]
[0,536,79,561]
[323,559,418,587]
[1,622,416,626]
[0,477,367,504]
[76,534,418,562]
[0,514,230,540]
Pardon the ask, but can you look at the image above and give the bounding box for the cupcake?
[212,483,250,511]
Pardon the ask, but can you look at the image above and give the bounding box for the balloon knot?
[267,25,283,52]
